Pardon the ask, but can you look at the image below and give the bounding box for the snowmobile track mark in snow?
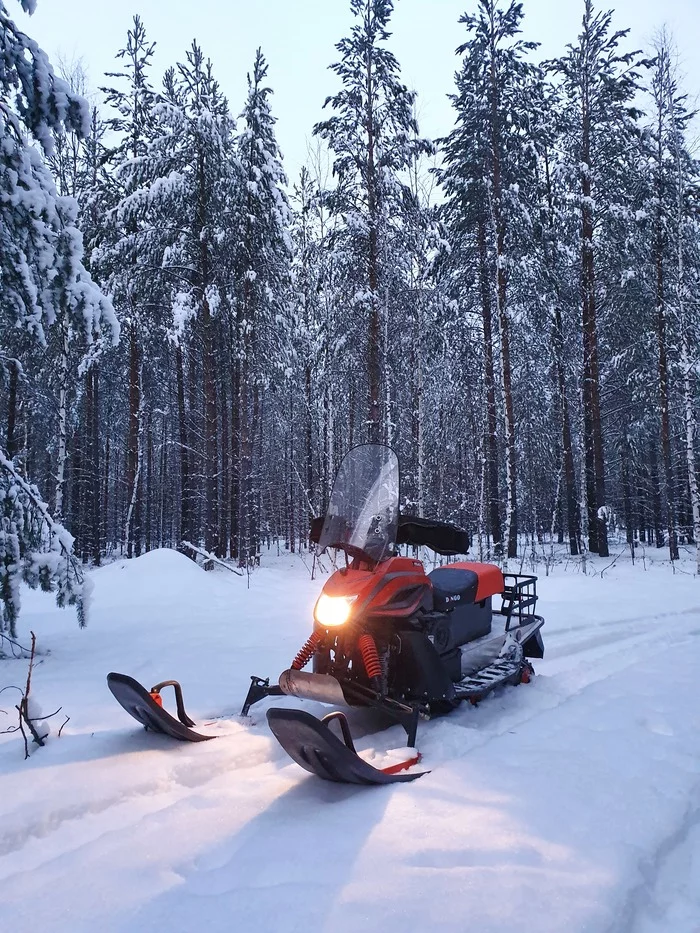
[107,673,214,743]
[266,708,426,785]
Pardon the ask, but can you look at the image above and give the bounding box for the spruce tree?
[552,0,646,557]
[234,49,291,567]
[441,0,542,559]
[314,0,432,445]
[1,0,116,631]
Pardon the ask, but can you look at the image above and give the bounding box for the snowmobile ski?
[107,672,214,743]
[266,708,426,785]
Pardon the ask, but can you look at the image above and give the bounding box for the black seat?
[397,515,470,555]
[428,567,478,611]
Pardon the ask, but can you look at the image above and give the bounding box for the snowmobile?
[241,443,545,785]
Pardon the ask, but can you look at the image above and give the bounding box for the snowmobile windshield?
[317,444,400,563]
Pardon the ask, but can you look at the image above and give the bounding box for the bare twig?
[600,547,626,579]
[0,633,33,659]
[15,705,29,760]
[2,632,64,757]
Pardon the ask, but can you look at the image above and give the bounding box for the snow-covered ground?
[1,547,700,933]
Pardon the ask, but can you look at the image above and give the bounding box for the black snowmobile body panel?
[391,630,457,706]
[521,624,545,659]
[267,708,424,785]
[107,672,214,742]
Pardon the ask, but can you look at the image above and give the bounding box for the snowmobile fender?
[506,616,545,659]
[393,630,457,705]
[522,626,545,659]
[267,707,424,784]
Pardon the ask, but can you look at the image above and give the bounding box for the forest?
[2,0,700,634]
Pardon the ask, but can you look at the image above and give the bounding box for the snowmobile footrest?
[107,672,214,742]
[454,658,524,700]
[267,708,425,785]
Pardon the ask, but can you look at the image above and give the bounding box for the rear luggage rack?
[500,573,538,630]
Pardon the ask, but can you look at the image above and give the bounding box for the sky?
[15,0,700,182]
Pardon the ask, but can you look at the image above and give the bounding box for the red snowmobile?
[107,443,544,786]
[241,443,545,784]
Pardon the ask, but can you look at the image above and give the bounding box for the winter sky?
[18,0,700,180]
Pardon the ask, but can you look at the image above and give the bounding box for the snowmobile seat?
[429,566,479,609]
[448,562,505,601]
[428,565,497,650]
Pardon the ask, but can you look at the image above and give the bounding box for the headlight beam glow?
[314,594,357,627]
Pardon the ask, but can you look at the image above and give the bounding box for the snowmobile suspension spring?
[359,634,382,680]
[291,630,324,670]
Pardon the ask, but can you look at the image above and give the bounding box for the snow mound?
[106,547,205,581]
[88,547,220,619]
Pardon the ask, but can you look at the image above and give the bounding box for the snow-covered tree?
[98,15,158,558]
[314,0,432,445]
[440,0,543,558]
[0,0,116,630]
[552,0,647,557]
[233,49,291,567]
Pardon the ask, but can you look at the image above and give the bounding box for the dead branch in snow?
[1,632,66,759]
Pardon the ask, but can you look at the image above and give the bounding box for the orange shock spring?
[359,633,382,681]
[291,630,324,670]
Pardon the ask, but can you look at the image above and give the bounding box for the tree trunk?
[125,320,140,558]
[6,360,18,460]
[682,331,700,567]
[175,344,191,547]
[649,441,664,547]
[581,95,608,557]
[91,366,101,565]
[145,412,153,554]
[654,134,679,560]
[366,46,381,443]
[488,25,517,559]
[621,445,635,557]
[55,318,69,517]
[230,355,240,559]
[201,296,219,555]
[478,220,502,555]
[220,378,229,557]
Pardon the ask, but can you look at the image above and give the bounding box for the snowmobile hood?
[318,556,430,622]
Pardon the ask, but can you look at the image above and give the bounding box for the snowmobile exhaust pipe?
[278,669,348,706]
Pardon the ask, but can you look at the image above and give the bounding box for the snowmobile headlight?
[314,594,357,627]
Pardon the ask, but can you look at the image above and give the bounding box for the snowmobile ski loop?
[107,673,214,743]
[266,708,425,785]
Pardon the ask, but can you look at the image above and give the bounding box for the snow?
[1,548,700,932]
